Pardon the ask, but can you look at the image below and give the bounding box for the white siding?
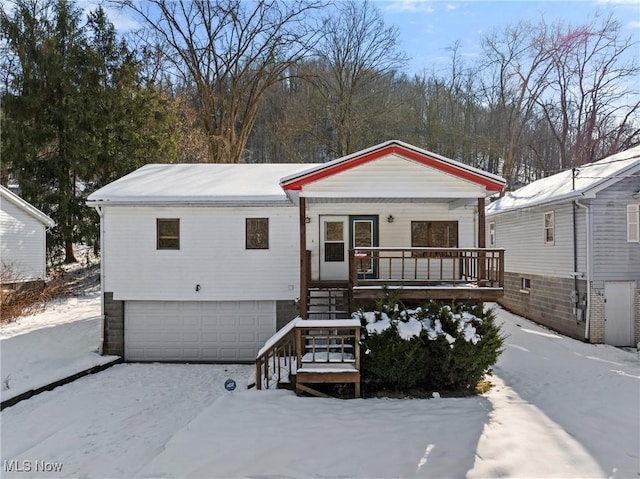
[306,202,477,281]
[488,201,585,277]
[302,155,487,199]
[103,205,299,301]
[0,198,47,281]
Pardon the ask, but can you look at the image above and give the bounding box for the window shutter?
[628,204,640,242]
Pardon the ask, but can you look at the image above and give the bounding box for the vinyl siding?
[302,155,487,199]
[487,201,586,277]
[590,174,640,288]
[0,198,48,281]
[102,205,300,301]
[306,202,477,281]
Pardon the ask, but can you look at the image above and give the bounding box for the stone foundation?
[276,299,300,330]
[103,292,124,356]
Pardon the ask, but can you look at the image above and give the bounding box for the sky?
[93,0,640,76]
[377,0,640,74]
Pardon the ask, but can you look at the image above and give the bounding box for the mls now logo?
[4,460,63,473]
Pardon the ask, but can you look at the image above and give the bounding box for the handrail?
[255,317,299,390]
[349,247,504,288]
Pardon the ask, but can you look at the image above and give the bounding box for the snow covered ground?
[1,302,638,478]
[0,291,117,402]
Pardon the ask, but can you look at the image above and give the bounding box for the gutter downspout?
[575,200,591,341]
[94,206,105,354]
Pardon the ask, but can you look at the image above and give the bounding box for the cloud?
[446,4,457,10]
[383,0,435,14]
[628,20,640,29]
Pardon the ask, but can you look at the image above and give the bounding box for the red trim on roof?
[281,145,504,192]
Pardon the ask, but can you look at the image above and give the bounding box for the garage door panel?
[125,301,276,362]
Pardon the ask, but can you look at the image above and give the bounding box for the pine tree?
[1,0,178,262]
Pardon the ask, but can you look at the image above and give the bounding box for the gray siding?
[488,201,586,277]
[590,174,640,289]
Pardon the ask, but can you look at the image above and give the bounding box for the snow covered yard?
[1,304,638,478]
[0,291,118,402]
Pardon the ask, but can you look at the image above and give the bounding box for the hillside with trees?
[1,0,638,262]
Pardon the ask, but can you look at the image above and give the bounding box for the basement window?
[246,218,269,249]
[520,277,531,294]
[157,219,180,250]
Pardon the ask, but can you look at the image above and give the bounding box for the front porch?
[301,246,505,319]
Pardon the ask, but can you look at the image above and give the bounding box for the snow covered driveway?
[1,305,638,478]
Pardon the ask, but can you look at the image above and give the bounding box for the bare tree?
[538,14,640,167]
[315,0,408,156]
[113,0,324,163]
[480,21,554,189]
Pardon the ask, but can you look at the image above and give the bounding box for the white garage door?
[125,301,276,362]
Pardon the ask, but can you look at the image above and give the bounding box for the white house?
[87,140,506,362]
[0,185,55,285]
[486,146,640,347]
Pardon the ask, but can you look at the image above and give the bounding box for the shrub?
[358,299,504,396]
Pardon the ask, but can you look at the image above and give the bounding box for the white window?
[489,222,496,246]
[520,277,531,293]
[544,211,554,245]
[628,204,639,243]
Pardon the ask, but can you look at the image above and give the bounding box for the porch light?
[305,216,311,223]
[387,215,394,223]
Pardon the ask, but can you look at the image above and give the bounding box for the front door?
[320,216,348,280]
[350,216,378,279]
[604,281,635,347]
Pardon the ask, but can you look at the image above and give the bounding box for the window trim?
[156,218,180,250]
[544,211,555,245]
[628,204,639,243]
[520,277,531,294]
[245,217,269,250]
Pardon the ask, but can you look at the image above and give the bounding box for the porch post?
[478,197,486,287]
[477,196,486,248]
[299,196,308,320]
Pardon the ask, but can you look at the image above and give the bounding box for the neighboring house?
[87,140,506,362]
[486,146,640,347]
[0,186,55,286]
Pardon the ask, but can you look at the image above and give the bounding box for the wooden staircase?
[255,318,361,398]
[306,284,351,320]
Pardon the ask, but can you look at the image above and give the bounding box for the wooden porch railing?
[255,317,298,390]
[349,247,504,288]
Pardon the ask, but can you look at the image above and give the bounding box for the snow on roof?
[280,140,506,192]
[0,185,55,227]
[87,163,320,205]
[487,146,640,215]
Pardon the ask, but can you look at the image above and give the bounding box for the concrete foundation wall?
[498,272,587,341]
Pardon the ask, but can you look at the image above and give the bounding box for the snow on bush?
[356,296,504,395]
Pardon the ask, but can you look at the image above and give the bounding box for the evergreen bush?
[358,297,504,396]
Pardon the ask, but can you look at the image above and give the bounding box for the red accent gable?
[282,145,504,193]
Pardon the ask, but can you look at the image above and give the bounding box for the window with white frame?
[520,277,531,293]
[489,222,496,246]
[544,211,554,244]
[628,204,639,242]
